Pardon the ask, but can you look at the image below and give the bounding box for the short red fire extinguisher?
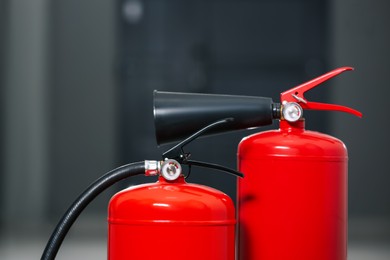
[41,117,244,260]
[108,158,237,260]
[41,67,361,260]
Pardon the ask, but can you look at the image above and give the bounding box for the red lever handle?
[280,67,362,118]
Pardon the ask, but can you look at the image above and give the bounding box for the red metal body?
[238,120,348,259]
[108,176,235,260]
[236,67,361,259]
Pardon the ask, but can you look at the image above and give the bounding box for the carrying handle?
[162,118,244,178]
[280,67,362,118]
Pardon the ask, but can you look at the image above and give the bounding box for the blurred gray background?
[1,0,389,259]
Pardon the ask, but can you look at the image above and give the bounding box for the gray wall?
[1,0,117,232]
[329,0,390,239]
[330,0,390,218]
[2,0,51,229]
[0,0,6,198]
[48,0,117,218]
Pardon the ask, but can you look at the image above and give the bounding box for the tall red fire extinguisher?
[237,67,361,260]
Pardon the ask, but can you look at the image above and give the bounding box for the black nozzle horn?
[153,91,277,145]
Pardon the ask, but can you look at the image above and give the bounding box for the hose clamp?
[144,160,161,176]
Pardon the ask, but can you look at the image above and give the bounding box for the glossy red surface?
[108,176,235,260]
[238,120,348,260]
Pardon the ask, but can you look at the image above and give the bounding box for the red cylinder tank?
[238,120,348,260]
[108,176,235,260]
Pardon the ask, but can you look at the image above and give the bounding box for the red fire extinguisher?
[41,67,360,260]
[41,118,244,260]
[108,158,237,260]
[237,67,361,260]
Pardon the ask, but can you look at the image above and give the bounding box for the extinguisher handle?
[162,118,234,161]
[161,118,244,178]
[184,159,244,178]
[280,67,362,117]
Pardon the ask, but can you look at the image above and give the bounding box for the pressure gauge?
[282,102,303,122]
[161,159,182,181]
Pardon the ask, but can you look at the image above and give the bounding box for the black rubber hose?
[41,161,145,260]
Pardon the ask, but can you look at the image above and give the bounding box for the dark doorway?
[118,0,329,199]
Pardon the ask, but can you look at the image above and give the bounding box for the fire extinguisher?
[107,121,244,260]
[237,67,362,260]
[41,67,361,260]
[41,118,244,260]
